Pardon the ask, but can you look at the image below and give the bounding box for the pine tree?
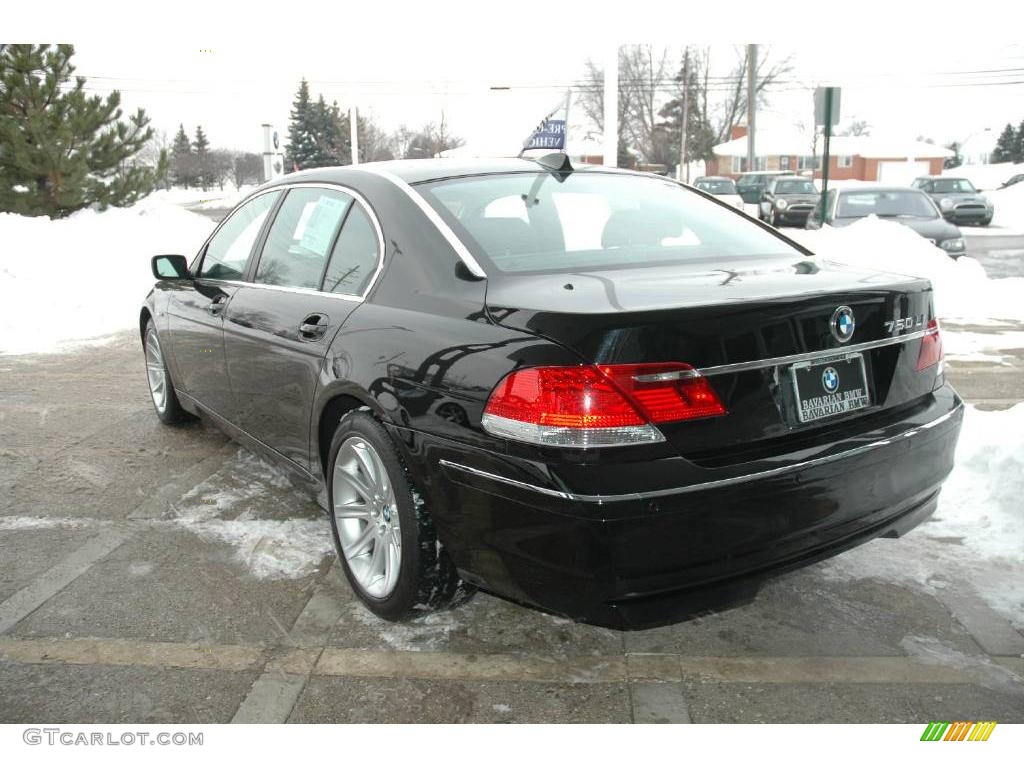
[285,79,318,171]
[193,125,211,190]
[1012,119,1024,164]
[944,142,962,169]
[991,123,1016,163]
[0,44,167,218]
[171,124,196,188]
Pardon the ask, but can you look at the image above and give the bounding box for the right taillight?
[481,363,726,448]
[916,319,943,371]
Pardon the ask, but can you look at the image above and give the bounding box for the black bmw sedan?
[141,156,963,628]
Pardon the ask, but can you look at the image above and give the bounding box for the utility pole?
[261,123,273,182]
[350,106,359,165]
[603,45,618,167]
[678,48,690,182]
[746,44,757,172]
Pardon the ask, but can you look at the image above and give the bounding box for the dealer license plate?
[790,353,871,424]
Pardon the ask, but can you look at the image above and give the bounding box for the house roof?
[712,132,953,160]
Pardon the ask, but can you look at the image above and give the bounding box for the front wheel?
[327,411,472,620]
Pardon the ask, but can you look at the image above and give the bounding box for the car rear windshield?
[774,179,816,194]
[930,178,976,193]
[695,179,737,194]
[837,190,938,219]
[736,175,768,189]
[418,171,801,275]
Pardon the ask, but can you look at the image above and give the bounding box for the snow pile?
[818,405,1024,630]
[0,195,216,354]
[946,162,1024,191]
[792,216,1024,323]
[943,330,1024,365]
[982,182,1024,232]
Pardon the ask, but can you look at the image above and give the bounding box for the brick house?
[707,125,952,184]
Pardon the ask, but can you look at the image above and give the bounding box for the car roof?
[267,157,642,186]
[738,170,792,176]
[915,175,966,181]
[836,185,926,194]
[694,175,732,181]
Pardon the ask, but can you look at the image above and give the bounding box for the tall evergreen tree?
[285,79,318,171]
[0,44,167,217]
[1012,119,1024,164]
[170,124,196,187]
[991,123,1017,163]
[944,142,962,169]
[193,125,211,190]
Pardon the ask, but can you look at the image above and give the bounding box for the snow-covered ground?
[820,404,1024,631]
[0,194,216,354]
[792,215,1024,323]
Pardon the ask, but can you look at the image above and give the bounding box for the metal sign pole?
[819,87,834,220]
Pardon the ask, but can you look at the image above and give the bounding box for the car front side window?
[199,191,281,281]
[255,187,354,290]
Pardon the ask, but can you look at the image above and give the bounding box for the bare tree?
[403,112,464,158]
[580,45,792,166]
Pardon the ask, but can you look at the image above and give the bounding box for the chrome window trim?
[358,166,488,278]
[191,181,386,302]
[439,403,962,505]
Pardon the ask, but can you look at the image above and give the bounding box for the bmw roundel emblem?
[831,305,855,343]
[822,366,840,393]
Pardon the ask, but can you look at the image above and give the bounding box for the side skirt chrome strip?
[696,329,930,378]
[439,404,962,504]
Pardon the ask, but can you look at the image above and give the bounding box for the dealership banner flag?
[521,91,571,152]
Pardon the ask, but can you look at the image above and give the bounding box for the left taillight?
[481,363,726,448]
[916,319,943,372]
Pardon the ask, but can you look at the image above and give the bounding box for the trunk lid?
[484,256,938,462]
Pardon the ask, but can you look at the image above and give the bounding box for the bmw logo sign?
[822,366,840,393]
[831,305,855,343]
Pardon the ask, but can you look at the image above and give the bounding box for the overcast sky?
[68,38,1024,159]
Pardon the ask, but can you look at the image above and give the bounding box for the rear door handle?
[298,313,330,341]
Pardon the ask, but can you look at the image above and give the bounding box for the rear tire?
[144,319,188,425]
[327,411,473,621]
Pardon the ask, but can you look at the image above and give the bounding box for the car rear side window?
[255,188,353,290]
[420,172,800,275]
[321,203,380,296]
[199,191,280,281]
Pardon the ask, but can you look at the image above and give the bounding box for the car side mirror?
[152,254,190,280]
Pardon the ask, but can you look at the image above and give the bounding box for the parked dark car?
[762,176,819,227]
[999,173,1023,190]
[692,176,744,209]
[735,170,795,206]
[911,176,993,226]
[807,186,967,258]
[142,157,963,628]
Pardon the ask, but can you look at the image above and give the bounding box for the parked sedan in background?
[911,176,993,226]
[807,185,967,257]
[692,176,744,209]
[735,170,795,205]
[762,176,819,227]
[142,157,962,628]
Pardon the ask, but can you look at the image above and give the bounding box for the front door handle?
[298,313,330,341]
[206,295,227,315]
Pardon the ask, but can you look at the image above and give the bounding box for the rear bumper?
[397,386,963,628]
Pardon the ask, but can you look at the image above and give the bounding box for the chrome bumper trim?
[440,403,962,504]
[695,329,929,378]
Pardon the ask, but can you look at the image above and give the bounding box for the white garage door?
[877,160,930,185]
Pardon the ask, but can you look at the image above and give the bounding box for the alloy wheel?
[145,327,167,414]
[332,436,402,598]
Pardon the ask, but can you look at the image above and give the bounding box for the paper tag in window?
[299,195,349,256]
